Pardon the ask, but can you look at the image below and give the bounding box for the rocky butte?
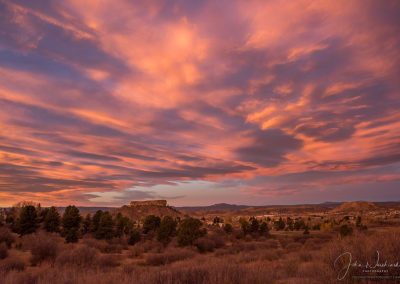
[130,200,168,207]
[116,200,181,221]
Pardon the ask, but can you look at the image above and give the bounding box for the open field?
[1,201,400,283]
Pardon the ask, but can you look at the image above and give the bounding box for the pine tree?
[62,205,81,243]
[223,223,233,234]
[91,210,103,233]
[82,214,92,235]
[95,212,114,240]
[249,217,260,233]
[157,216,177,245]
[274,217,286,231]
[44,206,61,232]
[259,222,269,236]
[239,218,250,235]
[143,215,161,234]
[128,228,141,245]
[18,205,37,235]
[114,213,132,238]
[177,217,206,246]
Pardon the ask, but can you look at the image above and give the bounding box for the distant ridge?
[178,203,251,212]
[331,201,378,213]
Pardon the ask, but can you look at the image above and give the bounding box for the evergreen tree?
[143,215,161,234]
[62,205,81,243]
[213,216,223,224]
[0,210,4,226]
[224,223,233,234]
[157,216,177,245]
[128,228,141,245]
[356,216,362,227]
[177,217,206,246]
[286,217,294,231]
[18,205,37,235]
[91,210,103,233]
[340,224,353,237]
[249,217,260,233]
[43,206,61,232]
[259,222,269,236]
[82,214,92,235]
[239,218,250,235]
[274,217,286,231]
[95,212,114,240]
[39,207,49,224]
[293,218,306,230]
[114,213,132,238]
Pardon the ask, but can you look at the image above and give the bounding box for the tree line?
[0,203,210,247]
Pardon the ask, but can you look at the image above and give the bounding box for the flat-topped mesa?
[130,200,167,207]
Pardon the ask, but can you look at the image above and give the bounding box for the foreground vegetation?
[0,202,399,283]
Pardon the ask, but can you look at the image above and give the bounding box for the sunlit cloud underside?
[0,0,399,206]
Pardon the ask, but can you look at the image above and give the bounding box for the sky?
[0,0,399,207]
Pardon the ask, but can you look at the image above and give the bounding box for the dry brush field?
[1,202,400,284]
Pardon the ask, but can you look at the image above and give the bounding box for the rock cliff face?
[130,200,167,207]
[116,200,181,221]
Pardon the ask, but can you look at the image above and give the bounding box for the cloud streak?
[0,0,399,206]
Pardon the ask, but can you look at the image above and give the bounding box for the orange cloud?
[0,0,399,206]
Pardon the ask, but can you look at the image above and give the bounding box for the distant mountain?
[177,203,251,212]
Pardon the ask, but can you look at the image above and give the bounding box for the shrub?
[56,245,98,267]
[81,238,123,253]
[239,218,250,235]
[339,224,353,237]
[212,234,225,248]
[0,211,4,226]
[128,228,141,245]
[0,227,15,248]
[143,215,161,234]
[26,233,59,265]
[223,223,233,234]
[249,217,260,233]
[0,243,8,259]
[141,239,164,253]
[43,206,61,232]
[157,216,177,245]
[145,248,194,266]
[294,218,306,230]
[0,257,25,272]
[195,237,216,253]
[97,254,120,268]
[259,222,269,236]
[62,205,81,243]
[177,217,206,246]
[274,217,286,231]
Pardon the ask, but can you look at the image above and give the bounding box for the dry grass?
[0,256,25,273]
[144,248,194,266]
[0,227,15,248]
[0,243,8,259]
[22,232,59,265]
[1,225,399,283]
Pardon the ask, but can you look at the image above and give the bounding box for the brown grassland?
[0,201,400,284]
